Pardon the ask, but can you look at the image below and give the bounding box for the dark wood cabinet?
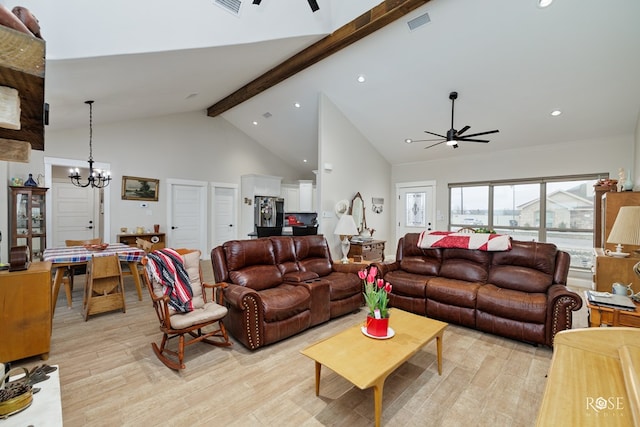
[9,186,48,261]
[348,240,385,262]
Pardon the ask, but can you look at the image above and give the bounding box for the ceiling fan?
[407,91,499,149]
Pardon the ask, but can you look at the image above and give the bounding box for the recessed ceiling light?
[538,0,553,8]
[303,159,307,163]
[357,74,366,83]
[551,110,562,116]
[294,102,301,108]
[252,121,258,125]
[405,138,413,144]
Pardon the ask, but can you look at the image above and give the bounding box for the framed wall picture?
[121,176,159,201]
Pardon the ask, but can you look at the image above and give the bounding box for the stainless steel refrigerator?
[254,196,284,228]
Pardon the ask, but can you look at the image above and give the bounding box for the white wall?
[3,110,303,250]
[393,134,634,231]
[318,94,392,260]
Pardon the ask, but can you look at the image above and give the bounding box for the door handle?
[229,224,233,227]
[171,226,178,229]
[86,226,93,229]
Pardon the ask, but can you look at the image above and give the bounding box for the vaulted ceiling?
[24,0,640,176]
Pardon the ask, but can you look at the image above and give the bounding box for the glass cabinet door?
[9,186,49,261]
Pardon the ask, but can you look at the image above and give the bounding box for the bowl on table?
[83,243,109,251]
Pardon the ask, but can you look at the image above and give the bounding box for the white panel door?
[212,185,237,248]
[52,181,97,246]
[168,181,207,254]
[396,183,436,243]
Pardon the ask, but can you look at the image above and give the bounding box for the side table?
[585,293,640,328]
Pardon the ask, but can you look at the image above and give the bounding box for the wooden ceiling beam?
[207,0,431,117]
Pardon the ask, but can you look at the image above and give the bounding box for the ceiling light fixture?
[405,138,413,144]
[551,110,562,116]
[538,0,553,8]
[68,101,111,189]
[252,121,258,125]
[357,75,366,83]
[294,102,301,108]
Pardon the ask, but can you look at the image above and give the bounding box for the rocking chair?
[141,248,231,370]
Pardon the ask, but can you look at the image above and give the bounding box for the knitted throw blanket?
[417,231,512,251]
[145,248,194,313]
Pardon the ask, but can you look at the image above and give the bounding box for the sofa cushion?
[426,277,481,309]
[294,235,333,277]
[489,241,556,293]
[270,236,299,275]
[321,271,361,301]
[384,270,430,298]
[476,284,547,323]
[439,249,491,283]
[224,239,283,291]
[259,284,310,322]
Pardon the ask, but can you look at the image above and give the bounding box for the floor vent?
[215,0,242,15]
[407,12,430,31]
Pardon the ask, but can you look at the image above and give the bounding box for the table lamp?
[606,206,640,254]
[334,214,358,263]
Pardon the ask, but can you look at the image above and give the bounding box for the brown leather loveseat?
[211,235,362,350]
[374,233,582,346]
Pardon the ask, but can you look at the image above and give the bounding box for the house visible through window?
[449,174,606,270]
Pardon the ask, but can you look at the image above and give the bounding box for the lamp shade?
[334,214,358,236]
[607,206,640,246]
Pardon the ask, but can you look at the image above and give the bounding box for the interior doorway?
[211,182,238,249]
[44,157,111,247]
[166,178,207,256]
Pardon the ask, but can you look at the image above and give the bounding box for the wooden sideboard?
[348,240,385,262]
[593,248,639,293]
[117,233,165,251]
[0,262,52,362]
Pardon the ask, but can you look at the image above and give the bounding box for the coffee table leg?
[373,379,385,427]
[314,361,321,396]
[436,331,444,375]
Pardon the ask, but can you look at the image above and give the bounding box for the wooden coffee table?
[300,309,447,427]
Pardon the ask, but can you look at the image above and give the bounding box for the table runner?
[43,243,144,263]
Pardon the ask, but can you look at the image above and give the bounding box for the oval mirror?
[349,192,366,233]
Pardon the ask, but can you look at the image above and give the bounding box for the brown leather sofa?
[211,235,362,350]
[374,233,583,346]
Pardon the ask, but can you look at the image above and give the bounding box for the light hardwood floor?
[14,262,589,426]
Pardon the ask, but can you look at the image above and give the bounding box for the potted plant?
[359,266,392,337]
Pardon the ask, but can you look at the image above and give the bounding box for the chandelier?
[69,100,111,188]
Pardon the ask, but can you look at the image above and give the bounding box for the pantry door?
[167,179,207,255]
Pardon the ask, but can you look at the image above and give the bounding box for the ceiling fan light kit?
[406,91,499,150]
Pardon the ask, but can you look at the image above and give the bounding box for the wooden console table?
[348,239,385,262]
[118,232,165,251]
[0,262,52,362]
[586,295,640,328]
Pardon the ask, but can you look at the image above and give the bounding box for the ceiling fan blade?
[410,138,445,143]
[458,138,490,143]
[459,129,499,138]
[456,125,470,136]
[424,131,446,138]
[424,141,446,149]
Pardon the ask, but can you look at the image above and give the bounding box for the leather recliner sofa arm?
[223,283,265,350]
[372,261,399,278]
[545,284,583,346]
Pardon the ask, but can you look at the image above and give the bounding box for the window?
[449,174,606,270]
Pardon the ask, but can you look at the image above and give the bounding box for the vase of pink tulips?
[359,265,392,337]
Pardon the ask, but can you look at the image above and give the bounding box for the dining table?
[43,243,146,314]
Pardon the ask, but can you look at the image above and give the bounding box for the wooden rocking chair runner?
[142,248,231,370]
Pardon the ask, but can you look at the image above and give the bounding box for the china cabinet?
[9,186,48,261]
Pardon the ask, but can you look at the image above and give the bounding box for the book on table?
[585,290,637,311]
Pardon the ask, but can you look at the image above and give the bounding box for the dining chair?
[142,248,231,370]
[116,238,152,301]
[63,238,103,307]
[83,254,126,321]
